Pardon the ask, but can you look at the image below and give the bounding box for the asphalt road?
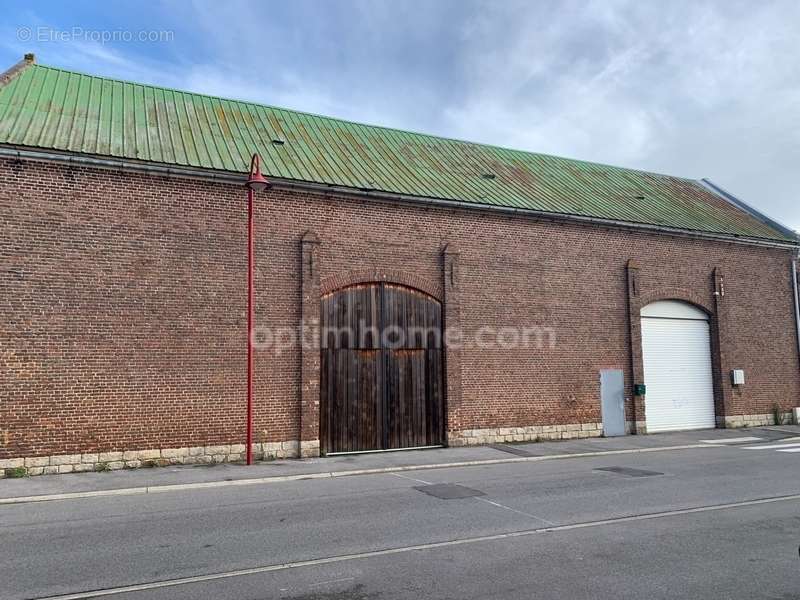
[3,442,800,600]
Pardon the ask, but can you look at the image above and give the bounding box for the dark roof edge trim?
[700,178,798,241]
[0,54,35,89]
[1,145,797,250]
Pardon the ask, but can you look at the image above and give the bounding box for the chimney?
[1,54,36,87]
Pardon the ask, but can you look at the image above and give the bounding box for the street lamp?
[245,154,269,465]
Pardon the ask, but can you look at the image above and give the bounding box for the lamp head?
[245,154,269,192]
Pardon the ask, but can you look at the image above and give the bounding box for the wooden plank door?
[320,285,381,453]
[321,283,444,454]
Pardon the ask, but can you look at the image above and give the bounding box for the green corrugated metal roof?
[0,61,794,242]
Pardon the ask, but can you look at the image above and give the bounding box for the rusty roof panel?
[0,61,794,242]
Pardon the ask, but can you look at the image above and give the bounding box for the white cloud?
[442,0,800,229]
[4,0,799,230]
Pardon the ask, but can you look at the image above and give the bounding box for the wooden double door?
[320,283,444,454]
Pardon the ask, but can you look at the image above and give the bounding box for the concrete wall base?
[719,413,795,428]
[0,442,301,478]
[448,423,603,447]
[8,411,798,478]
[300,440,321,458]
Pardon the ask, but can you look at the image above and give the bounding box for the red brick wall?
[1,157,798,458]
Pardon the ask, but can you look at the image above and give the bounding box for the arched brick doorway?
[640,300,716,432]
[320,282,445,454]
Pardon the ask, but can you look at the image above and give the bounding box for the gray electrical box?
[731,369,745,386]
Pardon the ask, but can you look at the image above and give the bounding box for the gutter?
[1,145,798,251]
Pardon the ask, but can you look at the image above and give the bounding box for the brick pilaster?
[626,259,646,432]
[711,267,736,424]
[300,231,321,455]
[442,243,463,443]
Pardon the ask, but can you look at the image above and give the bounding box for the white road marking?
[391,472,432,485]
[699,437,763,444]
[393,468,555,525]
[742,442,800,450]
[27,493,800,600]
[776,448,800,453]
[477,498,556,526]
[393,468,554,524]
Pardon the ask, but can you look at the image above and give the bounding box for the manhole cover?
[594,466,664,478]
[414,483,486,499]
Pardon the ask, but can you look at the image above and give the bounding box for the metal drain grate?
[414,484,486,499]
[594,466,664,478]
[488,444,537,457]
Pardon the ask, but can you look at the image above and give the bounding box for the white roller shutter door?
[641,301,716,432]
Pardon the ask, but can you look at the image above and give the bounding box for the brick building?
[2,55,799,475]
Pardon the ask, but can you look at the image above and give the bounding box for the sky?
[2,0,799,231]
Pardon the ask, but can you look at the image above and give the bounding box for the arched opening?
[640,300,716,432]
[320,283,444,454]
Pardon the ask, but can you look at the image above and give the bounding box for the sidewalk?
[2,425,798,504]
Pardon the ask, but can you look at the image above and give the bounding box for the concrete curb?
[0,443,712,505]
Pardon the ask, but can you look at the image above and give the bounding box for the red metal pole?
[245,153,267,466]
[246,186,254,465]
